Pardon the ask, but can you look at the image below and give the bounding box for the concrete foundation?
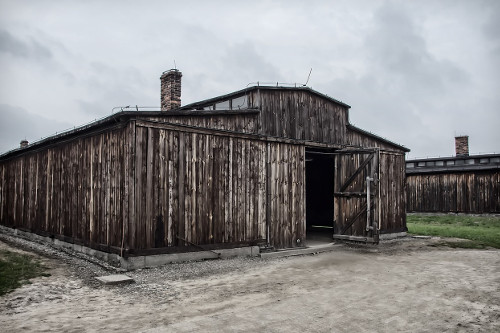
[379,232,407,240]
[121,246,260,270]
[260,243,342,259]
[0,225,259,270]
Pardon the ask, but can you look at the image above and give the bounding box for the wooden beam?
[334,192,374,198]
[332,234,378,243]
[339,153,374,192]
[340,202,367,235]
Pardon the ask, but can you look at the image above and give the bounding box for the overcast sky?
[1,0,498,158]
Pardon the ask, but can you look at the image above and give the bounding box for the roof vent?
[20,140,29,148]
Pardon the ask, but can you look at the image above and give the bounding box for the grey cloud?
[66,61,154,118]
[326,1,480,158]
[75,88,139,118]
[0,1,497,159]
[0,104,72,153]
[0,30,29,57]
[75,77,149,118]
[366,3,470,97]
[0,29,52,59]
[482,4,500,73]
[323,2,476,157]
[482,1,500,41]
[222,41,281,84]
[180,40,282,103]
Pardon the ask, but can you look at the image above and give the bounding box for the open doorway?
[305,148,335,245]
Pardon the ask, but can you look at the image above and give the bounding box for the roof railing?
[246,82,308,88]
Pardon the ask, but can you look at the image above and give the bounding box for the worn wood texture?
[0,121,306,251]
[406,171,500,213]
[379,152,407,233]
[333,151,406,236]
[132,124,304,249]
[0,124,131,250]
[253,90,348,143]
[143,114,259,134]
[346,127,403,151]
[0,88,408,251]
[267,142,306,248]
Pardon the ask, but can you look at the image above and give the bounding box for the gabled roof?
[2,85,409,159]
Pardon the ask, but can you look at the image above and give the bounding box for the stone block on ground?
[95,274,134,285]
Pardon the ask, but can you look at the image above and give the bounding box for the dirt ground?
[0,236,499,333]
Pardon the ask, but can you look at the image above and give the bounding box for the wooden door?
[333,148,380,243]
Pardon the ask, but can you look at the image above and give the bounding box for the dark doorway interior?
[305,150,335,237]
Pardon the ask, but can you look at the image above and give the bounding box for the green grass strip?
[407,214,500,249]
[0,250,50,296]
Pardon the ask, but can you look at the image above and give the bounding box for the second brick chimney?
[160,69,182,111]
[455,136,469,157]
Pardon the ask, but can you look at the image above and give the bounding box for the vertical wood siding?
[347,128,403,151]
[144,114,259,134]
[406,171,500,213]
[268,142,306,248]
[0,125,131,250]
[379,152,407,233]
[132,124,305,250]
[0,88,407,252]
[256,90,348,143]
[1,121,306,251]
[333,151,406,236]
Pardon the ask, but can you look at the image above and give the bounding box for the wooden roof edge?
[406,153,500,162]
[346,124,410,152]
[0,109,261,160]
[406,164,500,174]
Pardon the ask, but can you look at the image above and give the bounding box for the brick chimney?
[20,140,29,148]
[160,69,182,111]
[455,136,469,157]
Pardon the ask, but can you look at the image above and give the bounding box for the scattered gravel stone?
[2,230,454,301]
[0,230,284,301]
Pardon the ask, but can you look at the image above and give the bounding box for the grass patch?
[0,249,50,296]
[407,214,500,249]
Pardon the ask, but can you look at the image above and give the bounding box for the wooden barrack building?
[0,70,409,256]
[406,137,500,213]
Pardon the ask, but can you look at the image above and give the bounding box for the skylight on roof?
[197,95,249,111]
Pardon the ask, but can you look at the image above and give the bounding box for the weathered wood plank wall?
[132,123,305,250]
[347,127,403,151]
[144,113,259,134]
[379,152,407,233]
[406,171,500,213]
[0,124,131,251]
[0,120,306,252]
[268,142,306,248]
[147,88,349,146]
[254,90,348,143]
[0,87,408,252]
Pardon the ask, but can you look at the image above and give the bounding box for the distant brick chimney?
[20,140,28,148]
[160,69,182,111]
[455,136,469,157]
